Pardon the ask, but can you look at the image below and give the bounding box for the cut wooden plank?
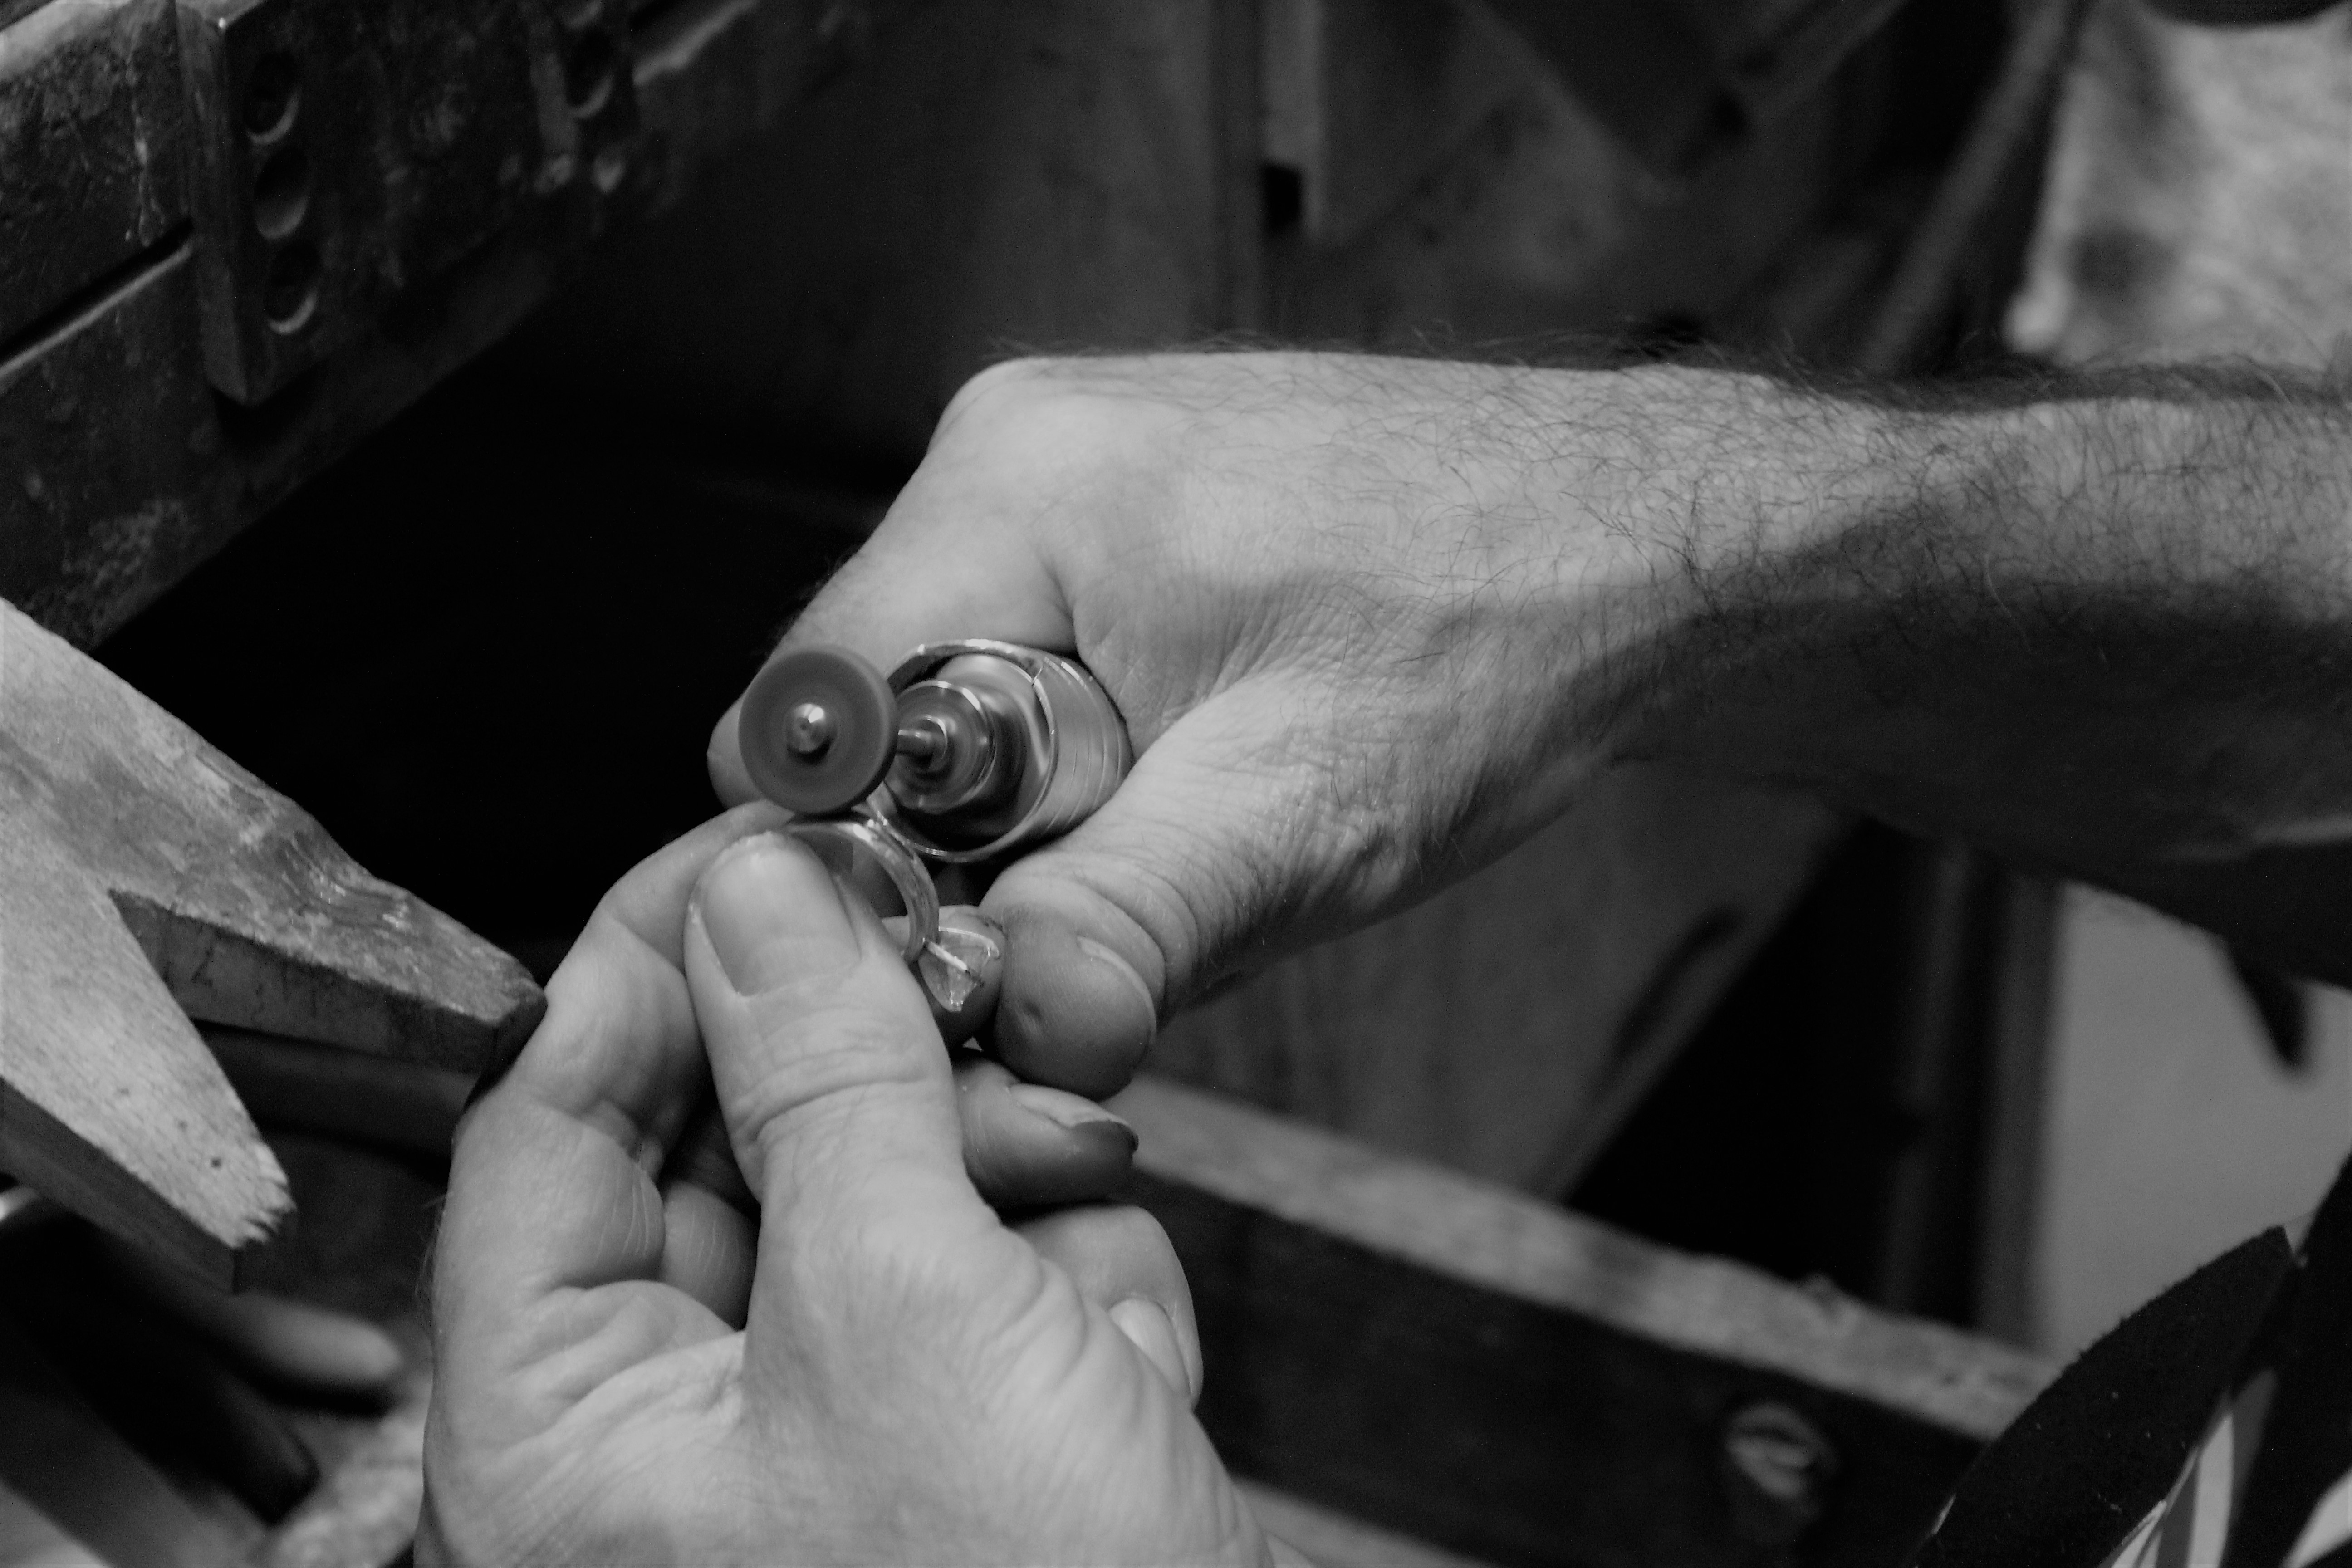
[1117,1076,2051,1568]
[0,600,540,1284]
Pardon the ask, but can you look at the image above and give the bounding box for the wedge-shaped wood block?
[0,598,542,1287]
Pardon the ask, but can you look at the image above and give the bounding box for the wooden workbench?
[0,1,2060,1561]
[0,1075,2045,1568]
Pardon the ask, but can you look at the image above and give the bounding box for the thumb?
[983,692,1347,1098]
[683,834,991,1257]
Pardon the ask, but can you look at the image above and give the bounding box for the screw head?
[784,701,834,757]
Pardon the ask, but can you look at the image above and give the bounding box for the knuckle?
[934,356,1061,438]
[727,1005,939,1139]
[1027,1202,1176,1278]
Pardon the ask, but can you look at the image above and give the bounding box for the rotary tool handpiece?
[736,640,1132,1032]
[739,640,1132,855]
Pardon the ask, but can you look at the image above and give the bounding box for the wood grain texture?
[1118,1076,2051,1568]
[0,600,539,1284]
[0,0,186,351]
[1155,768,1845,1194]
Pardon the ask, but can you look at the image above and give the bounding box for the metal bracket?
[175,0,638,404]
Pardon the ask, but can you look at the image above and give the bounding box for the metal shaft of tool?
[896,722,950,766]
[780,699,949,769]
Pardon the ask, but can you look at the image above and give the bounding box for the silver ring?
[783,815,940,962]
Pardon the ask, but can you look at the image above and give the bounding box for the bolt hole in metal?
[564,30,617,117]
[251,146,311,240]
[262,240,321,333]
[241,50,299,142]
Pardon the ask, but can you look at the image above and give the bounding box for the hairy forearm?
[866,348,2352,980]
[1604,363,2352,972]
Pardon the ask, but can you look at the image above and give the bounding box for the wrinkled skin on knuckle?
[732,1014,935,1125]
[1085,838,1221,1002]
[1108,737,1379,1000]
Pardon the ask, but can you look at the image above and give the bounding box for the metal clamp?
[176,0,637,404]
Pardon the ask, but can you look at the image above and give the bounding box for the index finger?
[432,805,786,1371]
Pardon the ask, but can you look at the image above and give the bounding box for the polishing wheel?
[739,644,899,815]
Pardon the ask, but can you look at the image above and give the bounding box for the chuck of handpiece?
[881,641,1130,862]
[887,666,1027,823]
[737,639,1130,861]
[883,653,1050,845]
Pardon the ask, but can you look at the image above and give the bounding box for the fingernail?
[696,835,857,995]
[1006,1083,1138,1149]
[1110,1296,1192,1401]
[1076,937,1157,1044]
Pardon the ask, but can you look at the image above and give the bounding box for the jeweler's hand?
[710,353,1747,1096]
[717,352,2352,1023]
[422,820,1265,1566]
